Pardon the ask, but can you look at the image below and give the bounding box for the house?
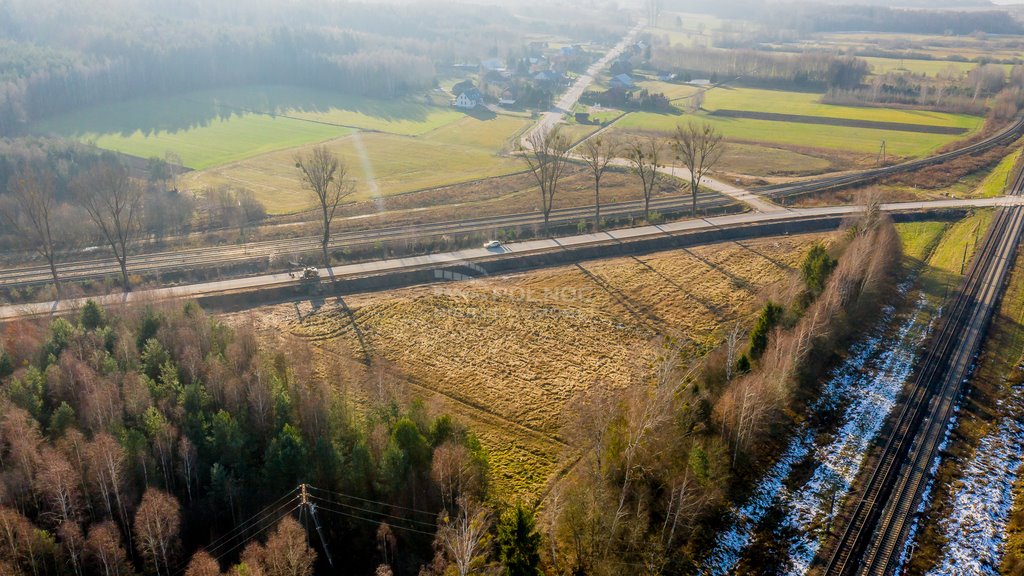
[609,73,635,90]
[454,87,484,109]
[499,87,518,106]
[658,72,677,82]
[688,78,712,87]
[533,70,563,85]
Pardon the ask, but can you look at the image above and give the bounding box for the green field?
[975,148,1022,198]
[614,87,984,158]
[185,114,530,214]
[30,85,468,170]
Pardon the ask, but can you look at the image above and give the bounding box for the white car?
[483,240,502,249]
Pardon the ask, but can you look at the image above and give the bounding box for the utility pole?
[877,140,887,165]
[300,484,334,568]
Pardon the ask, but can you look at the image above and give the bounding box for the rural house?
[454,87,484,109]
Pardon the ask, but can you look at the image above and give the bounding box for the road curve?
[3,196,1022,322]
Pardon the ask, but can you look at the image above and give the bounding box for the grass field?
[238,233,824,500]
[974,148,1022,198]
[636,80,701,101]
[899,210,994,300]
[715,142,836,177]
[614,87,984,158]
[184,114,530,213]
[30,85,468,170]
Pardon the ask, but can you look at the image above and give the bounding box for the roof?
[534,70,562,82]
[461,88,483,101]
[611,73,634,87]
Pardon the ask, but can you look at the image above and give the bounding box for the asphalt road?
[522,22,645,148]
[3,196,1022,321]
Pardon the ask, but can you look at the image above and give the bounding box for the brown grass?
[224,234,828,500]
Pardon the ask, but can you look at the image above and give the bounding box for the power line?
[202,486,300,554]
[203,495,301,558]
[171,500,301,576]
[306,493,438,529]
[305,484,438,518]
[312,503,438,537]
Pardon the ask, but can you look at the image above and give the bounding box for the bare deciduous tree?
[85,521,132,576]
[1,165,63,298]
[294,146,354,267]
[72,162,144,292]
[262,516,315,576]
[672,122,724,217]
[184,550,222,576]
[625,137,662,221]
[520,125,572,235]
[436,496,492,576]
[134,488,181,576]
[578,137,617,233]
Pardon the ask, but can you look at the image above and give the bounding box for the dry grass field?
[228,233,826,500]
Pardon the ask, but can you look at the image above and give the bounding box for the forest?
[0,0,625,135]
[0,300,515,576]
[662,0,1024,35]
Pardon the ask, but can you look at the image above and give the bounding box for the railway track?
[758,115,1024,202]
[0,192,735,288]
[815,160,1024,575]
[4,114,1022,289]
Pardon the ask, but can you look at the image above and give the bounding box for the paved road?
[522,22,645,148]
[3,196,1021,322]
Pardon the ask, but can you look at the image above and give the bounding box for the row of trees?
[520,122,724,235]
[822,63,1024,113]
[650,46,869,91]
[0,298,550,575]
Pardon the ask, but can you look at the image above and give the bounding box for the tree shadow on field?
[681,246,755,293]
[629,255,725,320]
[332,295,373,365]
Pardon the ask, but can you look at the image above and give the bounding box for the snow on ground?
[700,294,931,575]
[785,297,930,574]
[925,385,1024,576]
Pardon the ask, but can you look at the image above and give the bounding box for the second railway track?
[815,159,1024,575]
